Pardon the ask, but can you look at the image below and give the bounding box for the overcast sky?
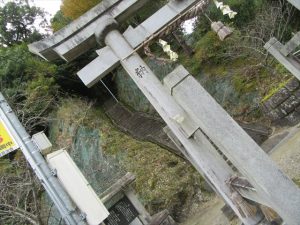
[32,0,61,17]
[1,0,62,16]
[30,0,62,33]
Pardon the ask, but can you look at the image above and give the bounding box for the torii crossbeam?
[29,1,300,225]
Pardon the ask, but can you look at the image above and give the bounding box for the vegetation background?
[0,0,299,224]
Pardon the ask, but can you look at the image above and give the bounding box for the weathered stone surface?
[94,16,118,45]
[262,100,273,113]
[123,0,208,49]
[280,95,300,114]
[267,88,290,109]
[285,78,300,92]
[267,108,288,121]
[238,121,271,145]
[165,66,300,224]
[286,111,300,125]
[293,89,300,99]
[28,0,149,61]
[295,105,300,112]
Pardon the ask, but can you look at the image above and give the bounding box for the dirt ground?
[270,125,300,182]
[181,196,240,225]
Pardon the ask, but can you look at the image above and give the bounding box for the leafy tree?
[51,10,71,32]
[61,0,167,23]
[0,44,59,132]
[61,0,101,20]
[0,1,47,46]
[222,0,257,27]
[0,44,29,86]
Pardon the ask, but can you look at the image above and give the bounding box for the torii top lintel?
[29,0,208,63]
[28,0,149,61]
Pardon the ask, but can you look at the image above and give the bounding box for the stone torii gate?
[29,1,300,225]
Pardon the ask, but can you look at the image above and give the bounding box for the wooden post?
[124,187,152,224]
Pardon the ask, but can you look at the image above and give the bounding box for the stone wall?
[262,77,300,125]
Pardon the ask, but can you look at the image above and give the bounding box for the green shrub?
[183,31,237,74]
[0,44,60,132]
[194,31,223,64]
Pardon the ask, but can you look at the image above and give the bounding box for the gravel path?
[270,125,300,180]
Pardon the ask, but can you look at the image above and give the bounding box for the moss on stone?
[261,79,291,103]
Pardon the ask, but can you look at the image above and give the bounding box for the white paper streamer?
[213,0,237,19]
[158,39,179,62]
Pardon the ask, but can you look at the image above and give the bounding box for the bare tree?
[0,157,44,225]
[223,0,296,64]
[7,89,60,134]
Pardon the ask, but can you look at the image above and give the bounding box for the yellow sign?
[0,120,18,157]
